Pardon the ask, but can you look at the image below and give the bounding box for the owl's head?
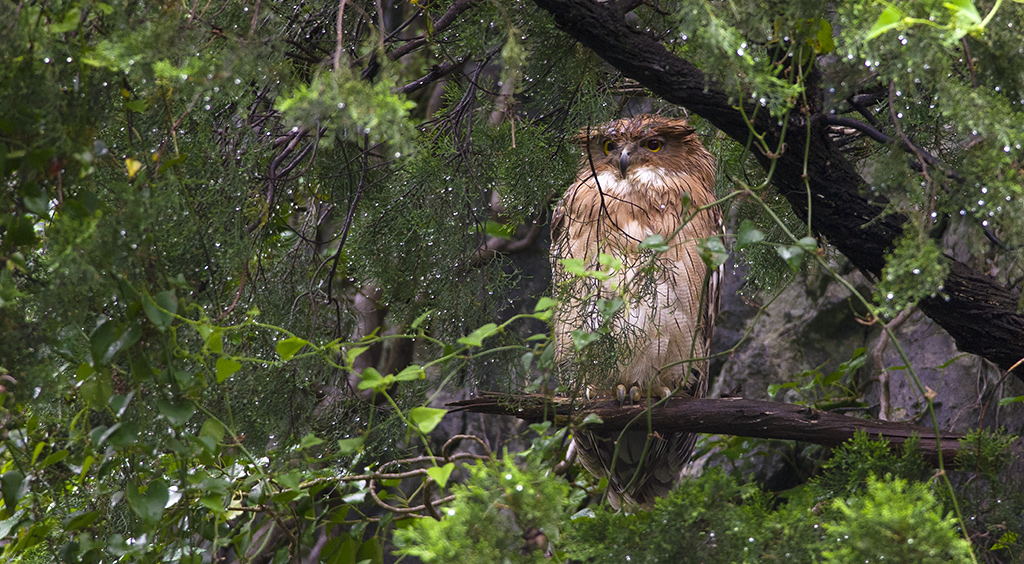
[576,115,712,182]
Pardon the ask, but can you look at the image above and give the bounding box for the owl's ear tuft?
[657,121,696,138]
[572,127,599,147]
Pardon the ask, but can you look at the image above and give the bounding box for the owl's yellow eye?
[602,139,618,155]
[645,139,664,152]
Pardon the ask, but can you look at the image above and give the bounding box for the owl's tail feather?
[574,428,697,510]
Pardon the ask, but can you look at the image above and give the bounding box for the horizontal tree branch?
[447,394,967,465]
[531,0,1024,377]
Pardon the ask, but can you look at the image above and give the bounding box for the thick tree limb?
[531,0,1024,376]
[448,394,965,464]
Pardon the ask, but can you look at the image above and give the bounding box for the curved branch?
[448,394,969,465]
[531,0,1024,376]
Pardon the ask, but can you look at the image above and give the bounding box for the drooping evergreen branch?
[448,394,968,464]
[531,0,1024,376]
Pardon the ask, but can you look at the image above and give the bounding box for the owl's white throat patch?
[593,167,683,199]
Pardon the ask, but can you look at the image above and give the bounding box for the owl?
[550,115,722,509]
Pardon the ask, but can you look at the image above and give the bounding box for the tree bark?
[531,0,1024,377]
[448,394,966,465]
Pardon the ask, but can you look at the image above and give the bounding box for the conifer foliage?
[0,0,1022,562]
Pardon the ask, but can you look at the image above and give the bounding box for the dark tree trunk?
[531,0,1024,377]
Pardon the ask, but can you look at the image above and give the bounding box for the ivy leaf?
[356,367,388,391]
[639,234,670,253]
[276,337,309,360]
[534,296,558,313]
[697,236,729,269]
[426,463,455,488]
[560,258,587,276]
[866,5,904,40]
[299,432,324,449]
[776,245,805,271]
[736,220,765,249]
[571,330,601,350]
[458,323,499,347]
[338,436,365,455]
[407,407,447,434]
[157,398,196,427]
[410,309,432,330]
[127,479,169,527]
[597,297,624,323]
[943,0,981,25]
[215,357,242,382]
[998,395,1024,407]
[796,236,818,252]
[143,290,178,331]
[394,364,425,382]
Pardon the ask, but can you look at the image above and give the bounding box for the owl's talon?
[659,386,672,400]
[629,384,641,405]
[616,384,627,406]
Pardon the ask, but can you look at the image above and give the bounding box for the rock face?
[705,255,1024,487]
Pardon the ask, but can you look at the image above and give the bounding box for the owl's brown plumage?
[551,115,722,509]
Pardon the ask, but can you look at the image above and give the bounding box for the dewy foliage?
[0,0,1022,562]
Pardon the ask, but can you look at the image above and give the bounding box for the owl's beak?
[618,148,630,178]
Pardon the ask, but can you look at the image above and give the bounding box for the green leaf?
[299,432,324,449]
[39,449,69,468]
[639,234,670,252]
[157,398,196,426]
[357,537,384,564]
[529,421,552,434]
[866,5,904,40]
[776,245,805,271]
[200,418,226,444]
[767,382,800,398]
[204,328,224,354]
[78,370,113,408]
[338,437,365,455]
[394,364,425,382]
[560,258,587,276]
[580,413,604,426]
[457,323,499,347]
[796,236,818,252]
[357,367,388,391]
[407,407,447,434]
[998,395,1024,406]
[426,463,455,488]
[571,329,601,350]
[410,309,432,330]
[127,479,169,527]
[736,220,765,249]
[992,531,1018,551]
[49,7,81,33]
[143,290,178,331]
[597,297,624,322]
[215,357,242,382]
[346,345,369,368]
[597,253,622,272]
[63,509,101,531]
[534,296,558,312]
[276,337,309,360]
[944,0,981,24]
[1,471,26,510]
[697,236,729,269]
[22,182,49,216]
[815,19,835,54]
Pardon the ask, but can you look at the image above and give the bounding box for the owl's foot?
[615,384,642,406]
